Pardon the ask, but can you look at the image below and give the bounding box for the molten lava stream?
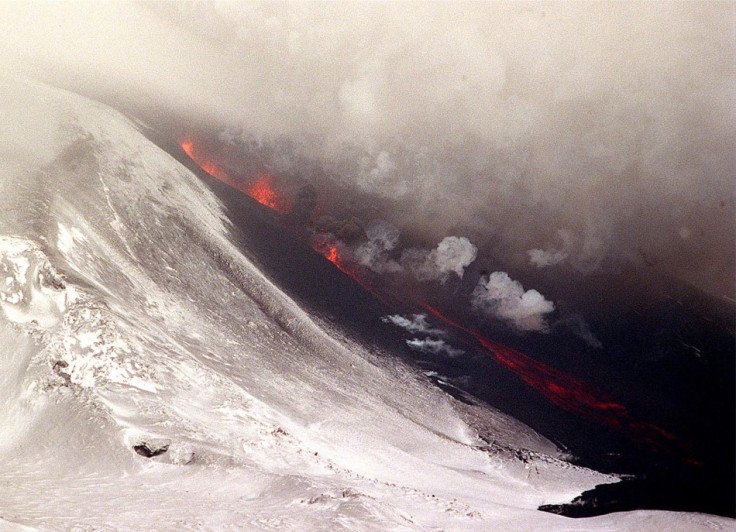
[181,137,690,460]
[181,139,290,213]
[420,303,691,459]
[246,175,291,214]
[312,239,388,300]
[325,246,346,273]
[181,139,231,183]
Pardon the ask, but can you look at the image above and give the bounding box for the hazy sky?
[2,1,733,298]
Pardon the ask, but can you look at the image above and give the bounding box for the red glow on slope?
[311,237,399,307]
[324,245,357,278]
[180,135,690,459]
[420,303,689,456]
[313,238,355,278]
[247,175,291,214]
[181,139,292,214]
[326,246,339,265]
[182,139,357,279]
[181,139,230,181]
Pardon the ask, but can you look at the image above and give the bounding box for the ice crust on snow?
[0,236,67,327]
[0,78,732,531]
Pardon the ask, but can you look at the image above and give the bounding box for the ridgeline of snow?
[0,78,731,531]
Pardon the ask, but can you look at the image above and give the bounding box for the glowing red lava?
[181,139,291,213]
[180,135,691,460]
[181,139,230,182]
[247,175,291,214]
[326,246,339,265]
[312,238,355,278]
[420,303,690,458]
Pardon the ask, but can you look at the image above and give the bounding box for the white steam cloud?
[354,220,402,273]
[354,224,477,283]
[383,314,463,357]
[383,314,446,337]
[406,338,464,358]
[1,2,732,297]
[472,272,555,333]
[433,237,478,279]
[528,229,573,268]
[402,237,477,283]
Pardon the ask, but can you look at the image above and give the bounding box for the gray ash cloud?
[3,1,732,302]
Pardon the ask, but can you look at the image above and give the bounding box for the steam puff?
[355,220,402,273]
[528,230,572,268]
[434,237,478,278]
[402,237,477,282]
[353,225,477,282]
[472,272,555,332]
[384,314,463,356]
[406,338,464,358]
[383,314,446,337]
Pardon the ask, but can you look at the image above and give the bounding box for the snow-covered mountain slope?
[0,78,732,531]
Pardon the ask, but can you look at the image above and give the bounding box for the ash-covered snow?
[0,78,732,531]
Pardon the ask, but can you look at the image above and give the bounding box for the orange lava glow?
[180,135,691,460]
[320,243,354,277]
[420,303,691,458]
[181,139,291,214]
[247,175,291,214]
[181,139,229,181]
[312,238,398,306]
[326,246,339,265]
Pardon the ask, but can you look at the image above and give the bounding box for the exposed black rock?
[133,443,169,458]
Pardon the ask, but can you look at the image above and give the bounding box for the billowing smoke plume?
[351,222,477,283]
[354,220,402,274]
[433,237,478,279]
[1,2,732,299]
[472,272,555,332]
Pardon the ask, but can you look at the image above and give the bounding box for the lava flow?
[420,303,693,459]
[310,236,363,281]
[247,175,291,214]
[181,139,290,213]
[324,246,344,271]
[182,139,357,276]
[180,138,692,460]
[181,139,230,183]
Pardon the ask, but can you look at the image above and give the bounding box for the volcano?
[179,134,736,520]
[0,78,733,532]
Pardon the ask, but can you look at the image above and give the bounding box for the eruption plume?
[472,272,555,332]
